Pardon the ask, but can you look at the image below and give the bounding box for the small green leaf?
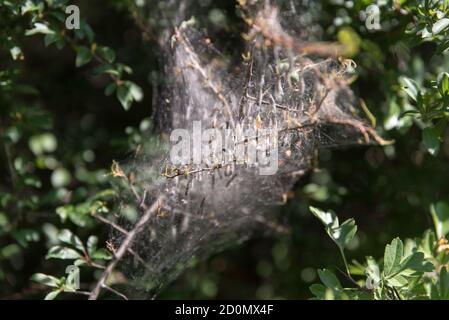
[387,274,408,287]
[437,72,449,96]
[117,84,133,111]
[97,46,116,64]
[104,83,117,96]
[44,33,60,47]
[46,246,82,260]
[384,238,403,277]
[75,46,92,67]
[317,269,342,290]
[74,259,87,266]
[91,248,112,260]
[309,207,357,250]
[309,283,326,299]
[432,18,449,35]
[129,82,143,102]
[21,2,44,15]
[81,21,95,43]
[420,229,436,258]
[44,290,61,300]
[399,251,433,275]
[310,206,339,229]
[31,273,60,288]
[338,219,358,249]
[87,236,98,256]
[25,23,55,36]
[401,77,420,102]
[58,229,85,252]
[422,127,441,156]
[431,202,449,238]
[94,65,120,76]
[440,267,449,299]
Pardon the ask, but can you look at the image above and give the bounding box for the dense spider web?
[111,0,383,298]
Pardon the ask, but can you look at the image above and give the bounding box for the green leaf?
[91,248,112,260]
[25,23,55,36]
[58,229,85,252]
[309,283,326,299]
[87,236,98,256]
[46,246,82,260]
[129,82,143,102]
[401,77,420,102]
[117,84,133,111]
[310,206,338,228]
[387,274,408,287]
[309,207,357,251]
[1,244,21,259]
[104,82,117,96]
[431,202,449,238]
[420,229,436,258]
[317,269,342,290]
[338,219,358,249]
[432,18,449,35]
[74,259,87,266]
[422,127,441,156]
[81,21,95,43]
[44,33,61,47]
[75,46,92,67]
[437,72,449,96]
[384,238,403,277]
[31,273,60,288]
[44,290,61,300]
[399,251,433,275]
[21,2,44,15]
[93,65,120,76]
[97,47,116,64]
[439,267,449,299]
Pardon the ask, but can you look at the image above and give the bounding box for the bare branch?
[88,196,164,300]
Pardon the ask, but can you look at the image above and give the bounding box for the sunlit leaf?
[431,202,449,238]
[46,246,82,260]
[58,229,85,252]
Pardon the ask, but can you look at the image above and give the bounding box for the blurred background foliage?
[0,0,448,299]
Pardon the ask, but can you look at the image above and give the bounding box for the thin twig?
[92,213,129,235]
[102,284,129,300]
[88,196,164,300]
